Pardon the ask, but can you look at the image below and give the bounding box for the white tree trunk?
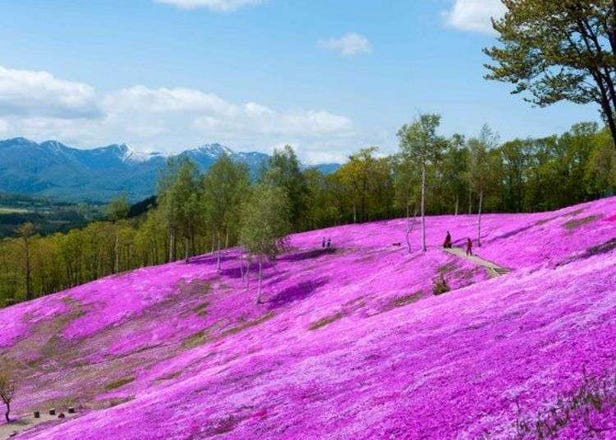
[168,231,175,262]
[405,203,412,254]
[421,166,426,252]
[468,187,473,215]
[114,232,120,274]
[454,195,459,216]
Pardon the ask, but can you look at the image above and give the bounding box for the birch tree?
[239,184,291,304]
[397,114,447,252]
[0,367,15,423]
[467,125,498,247]
[202,153,250,271]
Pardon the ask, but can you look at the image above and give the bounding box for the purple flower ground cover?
[0,197,615,439]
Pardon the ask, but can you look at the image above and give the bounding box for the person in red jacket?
[465,238,473,256]
[443,231,452,249]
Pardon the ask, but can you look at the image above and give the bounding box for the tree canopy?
[484,0,616,147]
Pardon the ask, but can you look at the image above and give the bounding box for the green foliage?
[158,157,203,261]
[106,195,130,222]
[202,154,250,251]
[239,184,292,261]
[398,114,447,167]
[484,0,616,146]
[0,119,615,309]
[336,147,394,222]
[260,145,309,230]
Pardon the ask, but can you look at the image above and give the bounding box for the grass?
[585,238,616,257]
[563,215,600,230]
[508,371,616,440]
[309,311,346,330]
[389,291,423,308]
[438,262,457,275]
[177,279,211,296]
[0,207,30,214]
[182,330,207,349]
[156,371,181,382]
[220,312,275,337]
[104,376,135,391]
[193,301,210,317]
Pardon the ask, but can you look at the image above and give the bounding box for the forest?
[0,116,614,306]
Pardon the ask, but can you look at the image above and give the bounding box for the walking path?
[443,247,511,278]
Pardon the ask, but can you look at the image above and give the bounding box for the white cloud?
[0,65,357,158]
[0,66,101,118]
[444,0,506,34]
[318,33,372,57]
[154,0,261,12]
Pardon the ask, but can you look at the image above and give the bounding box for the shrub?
[432,275,451,295]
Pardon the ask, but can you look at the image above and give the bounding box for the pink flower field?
[0,197,615,439]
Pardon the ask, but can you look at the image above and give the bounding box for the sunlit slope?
[0,197,614,439]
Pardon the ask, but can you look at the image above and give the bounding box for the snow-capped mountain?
[0,138,338,202]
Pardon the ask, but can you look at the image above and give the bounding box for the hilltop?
[0,138,340,202]
[0,197,615,439]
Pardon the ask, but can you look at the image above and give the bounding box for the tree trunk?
[405,203,412,254]
[353,204,357,224]
[114,232,120,274]
[468,187,473,215]
[477,190,483,248]
[5,401,10,423]
[25,242,32,301]
[420,165,426,252]
[184,237,190,263]
[168,231,175,262]
[454,194,459,216]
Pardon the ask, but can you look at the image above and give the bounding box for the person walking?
[465,238,473,256]
[443,231,452,249]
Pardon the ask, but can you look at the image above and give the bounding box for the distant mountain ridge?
[0,138,339,202]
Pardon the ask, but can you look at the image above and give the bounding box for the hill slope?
[0,197,615,439]
[0,138,339,202]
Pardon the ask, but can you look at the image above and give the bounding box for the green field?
[0,207,31,214]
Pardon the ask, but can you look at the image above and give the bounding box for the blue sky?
[0,0,600,163]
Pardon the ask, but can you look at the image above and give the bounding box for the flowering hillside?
[0,197,615,440]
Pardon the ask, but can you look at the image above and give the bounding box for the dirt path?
[0,412,78,439]
[443,247,511,278]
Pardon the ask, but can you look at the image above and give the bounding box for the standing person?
[465,238,473,256]
[443,231,452,249]
[322,237,326,248]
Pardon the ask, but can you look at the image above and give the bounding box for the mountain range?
[0,138,339,202]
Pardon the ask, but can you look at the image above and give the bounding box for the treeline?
[0,116,614,305]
